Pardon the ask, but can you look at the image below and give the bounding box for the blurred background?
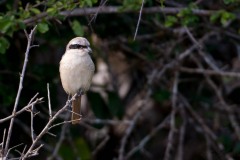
[0,0,240,159]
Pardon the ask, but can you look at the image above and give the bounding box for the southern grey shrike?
[59,37,95,124]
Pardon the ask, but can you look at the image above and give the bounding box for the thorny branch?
[0,97,43,123]
[21,94,78,159]
[3,25,38,157]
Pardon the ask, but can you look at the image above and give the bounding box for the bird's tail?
[71,95,81,124]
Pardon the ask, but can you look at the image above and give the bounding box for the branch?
[21,94,77,159]
[118,110,142,160]
[179,94,232,160]
[47,83,52,119]
[23,6,218,25]
[164,71,179,160]
[126,115,170,159]
[0,97,43,123]
[147,32,215,85]
[179,67,240,78]
[133,0,145,40]
[47,113,70,160]
[4,25,38,156]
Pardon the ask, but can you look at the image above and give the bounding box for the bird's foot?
[77,89,83,97]
[67,100,72,109]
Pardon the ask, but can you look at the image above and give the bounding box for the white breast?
[59,50,95,95]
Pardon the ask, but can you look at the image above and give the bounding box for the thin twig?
[84,118,131,125]
[126,115,170,159]
[28,93,39,105]
[1,129,6,157]
[205,134,213,160]
[0,98,43,123]
[184,26,202,49]
[147,32,215,85]
[92,136,110,156]
[21,94,77,159]
[176,104,186,160]
[47,113,70,160]
[179,94,231,160]
[179,67,240,78]
[164,71,179,160]
[30,103,36,142]
[4,25,38,156]
[48,117,86,130]
[5,143,24,158]
[88,0,108,25]
[118,110,142,160]
[47,83,52,119]
[134,0,145,40]
[191,55,240,140]
[197,50,220,71]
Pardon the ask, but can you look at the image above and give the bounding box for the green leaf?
[71,20,84,36]
[210,11,221,23]
[152,89,171,103]
[233,142,240,154]
[30,8,41,15]
[21,10,31,19]
[220,11,236,26]
[59,144,75,160]
[46,7,58,16]
[159,0,165,7]
[0,37,10,54]
[37,22,49,33]
[107,91,124,118]
[56,1,63,7]
[218,135,233,152]
[75,138,91,159]
[177,6,199,26]
[85,0,93,7]
[120,0,143,10]
[223,0,236,4]
[0,16,14,34]
[164,15,178,27]
[80,0,98,7]
[88,92,112,119]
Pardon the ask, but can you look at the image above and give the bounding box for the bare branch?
[176,104,187,160]
[126,115,170,159]
[21,94,77,159]
[180,67,240,78]
[134,0,145,40]
[0,98,43,123]
[47,83,52,119]
[23,6,218,25]
[1,129,6,157]
[47,113,70,160]
[30,104,35,142]
[92,136,110,156]
[4,25,38,156]
[84,118,131,125]
[164,71,179,160]
[118,110,142,160]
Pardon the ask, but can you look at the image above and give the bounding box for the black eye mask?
[69,44,88,49]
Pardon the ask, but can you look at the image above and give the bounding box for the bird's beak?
[88,47,92,54]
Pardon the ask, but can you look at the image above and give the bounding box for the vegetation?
[0,0,240,159]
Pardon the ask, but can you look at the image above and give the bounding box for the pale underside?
[59,50,95,95]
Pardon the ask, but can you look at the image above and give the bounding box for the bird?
[59,37,95,124]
